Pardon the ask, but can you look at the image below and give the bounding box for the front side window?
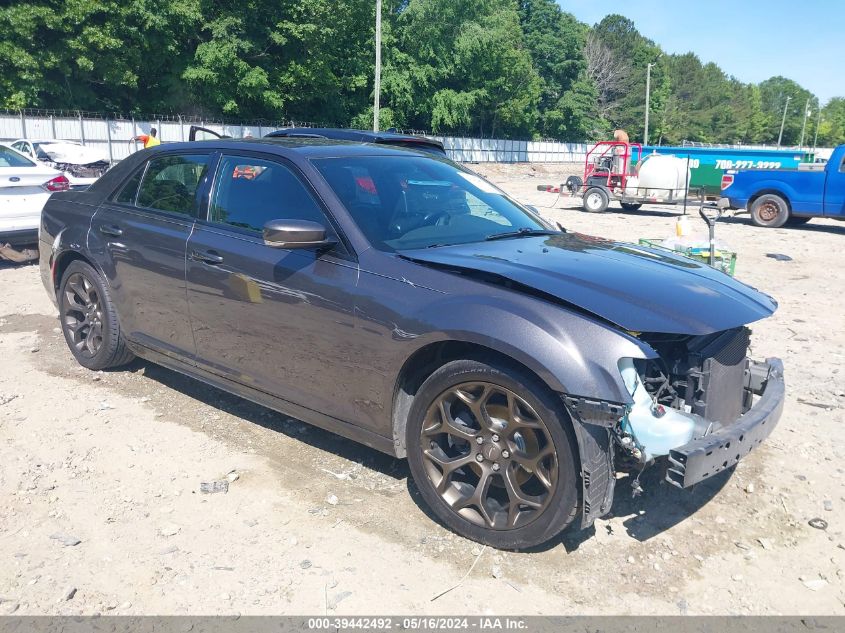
[209,155,326,232]
[313,156,546,251]
[136,154,209,215]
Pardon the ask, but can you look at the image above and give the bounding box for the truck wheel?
[620,202,642,211]
[405,359,580,550]
[750,194,789,228]
[583,187,610,213]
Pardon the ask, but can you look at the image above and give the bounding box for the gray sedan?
[38,139,784,549]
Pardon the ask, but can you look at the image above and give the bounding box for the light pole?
[373,0,382,132]
[799,98,810,148]
[812,107,822,153]
[777,95,791,147]
[644,62,656,146]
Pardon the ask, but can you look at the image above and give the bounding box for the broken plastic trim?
[563,395,626,528]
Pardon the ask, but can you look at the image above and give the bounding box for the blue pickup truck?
[720,144,845,227]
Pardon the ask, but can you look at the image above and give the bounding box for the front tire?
[406,359,580,549]
[582,187,610,213]
[750,194,789,228]
[59,260,134,370]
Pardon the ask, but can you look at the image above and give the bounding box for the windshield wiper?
[484,227,560,242]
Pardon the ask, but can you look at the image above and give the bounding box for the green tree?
[382,0,541,137]
[517,0,585,136]
[0,0,201,112]
[184,0,375,122]
[758,76,816,145]
[817,98,845,146]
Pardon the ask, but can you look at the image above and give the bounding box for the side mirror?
[262,219,335,250]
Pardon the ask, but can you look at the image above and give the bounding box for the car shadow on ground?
[132,358,409,482]
[716,215,845,235]
[119,358,735,553]
[519,464,733,554]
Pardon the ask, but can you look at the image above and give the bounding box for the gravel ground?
[1,163,843,615]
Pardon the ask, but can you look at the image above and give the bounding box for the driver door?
[185,152,361,422]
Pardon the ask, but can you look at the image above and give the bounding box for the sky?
[560,0,845,104]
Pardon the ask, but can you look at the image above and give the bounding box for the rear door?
[89,152,213,360]
[184,151,360,421]
[823,152,845,216]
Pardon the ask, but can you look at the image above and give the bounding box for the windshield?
[312,156,547,251]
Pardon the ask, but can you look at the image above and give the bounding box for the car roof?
[266,127,443,147]
[14,139,83,145]
[148,137,441,159]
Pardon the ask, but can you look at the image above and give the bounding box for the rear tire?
[582,187,610,213]
[406,359,580,550]
[58,260,134,371]
[750,194,789,228]
[620,202,642,211]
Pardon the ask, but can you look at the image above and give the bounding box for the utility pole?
[373,0,382,132]
[799,98,810,148]
[777,95,791,147]
[812,108,822,153]
[644,62,655,146]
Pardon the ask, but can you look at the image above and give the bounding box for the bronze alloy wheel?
[419,381,558,531]
[61,272,105,358]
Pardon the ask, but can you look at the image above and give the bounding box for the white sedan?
[10,139,109,189]
[0,143,68,250]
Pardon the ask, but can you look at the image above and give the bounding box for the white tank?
[636,153,691,199]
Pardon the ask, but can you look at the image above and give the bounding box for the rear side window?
[209,155,326,232]
[115,167,144,204]
[0,145,35,167]
[136,154,209,216]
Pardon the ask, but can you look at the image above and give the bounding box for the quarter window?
[136,154,209,216]
[115,167,144,205]
[210,156,326,232]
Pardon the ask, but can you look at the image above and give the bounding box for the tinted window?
[0,145,36,168]
[210,156,325,232]
[313,156,545,251]
[136,154,208,215]
[115,166,145,204]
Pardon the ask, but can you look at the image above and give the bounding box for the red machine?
[537,139,695,213]
[583,141,642,191]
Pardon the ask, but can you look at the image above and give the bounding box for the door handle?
[99,225,123,237]
[190,250,224,265]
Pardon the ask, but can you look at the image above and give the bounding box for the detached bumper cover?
[666,358,784,488]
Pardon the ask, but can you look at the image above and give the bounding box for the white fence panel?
[0,112,833,166]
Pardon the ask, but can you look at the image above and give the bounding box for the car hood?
[39,143,107,165]
[400,233,777,335]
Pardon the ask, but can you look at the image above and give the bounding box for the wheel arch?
[748,188,792,212]
[52,250,101,297]
[391,340,572,459]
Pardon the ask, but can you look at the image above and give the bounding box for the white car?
[0,144,68,249]
[10,139,109,189]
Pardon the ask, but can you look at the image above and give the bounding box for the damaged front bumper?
[565,356,784,528]
[665,357,785,488]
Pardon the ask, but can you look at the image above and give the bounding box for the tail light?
[720,174,734,190]
[44,175,70,192]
